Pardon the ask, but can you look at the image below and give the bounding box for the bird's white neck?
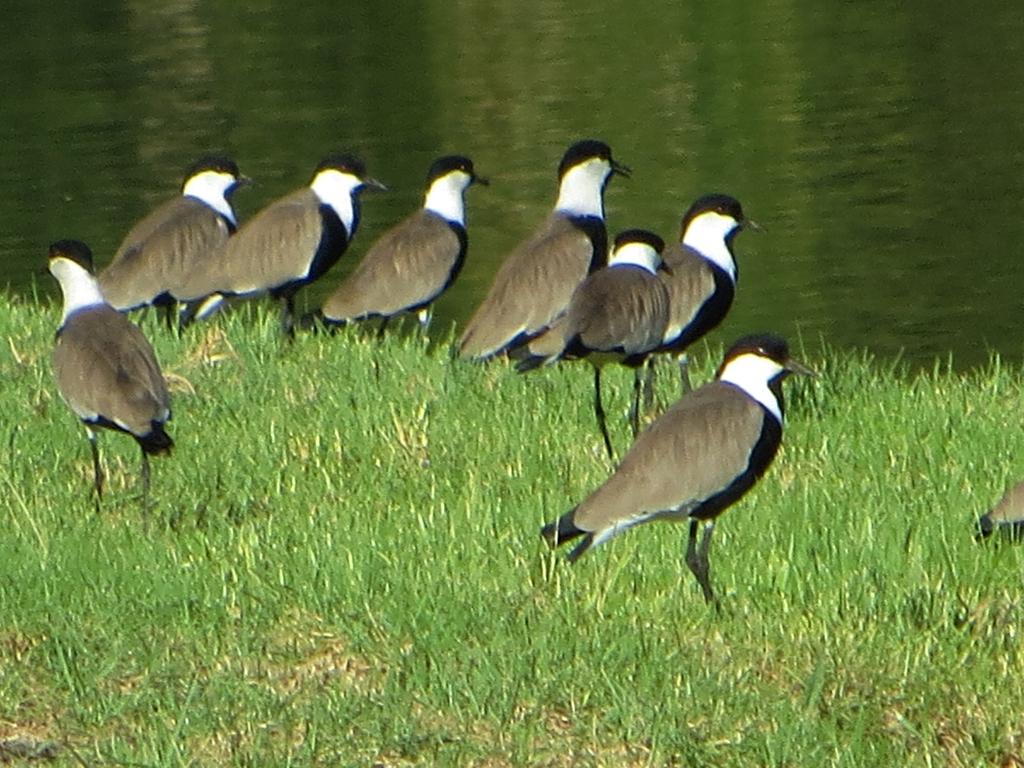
[682,211,739,281]
[717,353,785,423]
[423,172,470,225]
[50,257,107,323]
[554,157,611,219]
[311,169,362,235]
[608,242,660,274]
[182,170,238,226]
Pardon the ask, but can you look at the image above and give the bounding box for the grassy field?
[1,294,1023,767]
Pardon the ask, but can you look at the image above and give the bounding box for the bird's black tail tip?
[541,509,591,561]
[976,513,995,540]
[140,423,174,455]
[297,310,341,334]
[515,354,546,374]
[976,513,1024,543]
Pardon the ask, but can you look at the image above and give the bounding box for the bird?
[48,240,173,512]
[98,155,250,326]
[317,154,487,333]
[458,139,629,360]
[177,154,385,336]
[541,333,813,606]
[977,481,1024,541]
[644,193,759,404]
[515,229,671,459]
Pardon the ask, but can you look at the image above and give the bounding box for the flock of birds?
[45,139,1021,605]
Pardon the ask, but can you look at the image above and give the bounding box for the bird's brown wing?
[458,214,593,358]
[572,382,766,533]
[53,307,170,436]
[323,211,460,320]
[177,188,323,300]
[99,198,231,308]
[570,267,670,356]
[659,244,719,342]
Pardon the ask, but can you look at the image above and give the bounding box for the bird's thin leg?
[629,367,643,437]
[678,353,692,395]
[642,356,657,411]
[279,295,296,339]
[685,519,719,607]
[86,427,103,510]
[593,367,615,461]
[376,316,390,340]
[161,302,176,333]
[139,448,152,518]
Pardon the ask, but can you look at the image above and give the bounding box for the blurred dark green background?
[4,1,1024,367]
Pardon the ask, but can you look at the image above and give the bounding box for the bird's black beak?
[743,217,764,233]
[472,174,490,187]
[611,159,631,178]
[657,260,673,276]
[230,175,254,196]
[363,177,388,192]
[784,356,816,377]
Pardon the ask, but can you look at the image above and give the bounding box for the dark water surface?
[4,2,1024,368]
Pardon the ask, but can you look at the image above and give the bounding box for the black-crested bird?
[977,482,1024,541]
[516,229,671,458]
[318,155,487,332]
[177,155,385,336]
[458,139,629,360]
[647,193,758,399]
[541,333,813,605]
[98,155,250,323]
[49,240,173,511]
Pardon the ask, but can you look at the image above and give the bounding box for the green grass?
[1,294,1023,767]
